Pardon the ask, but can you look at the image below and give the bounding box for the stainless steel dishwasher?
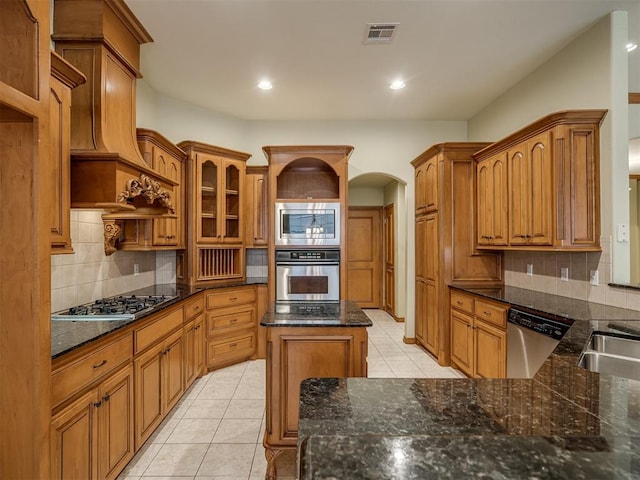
[507,308,571,378]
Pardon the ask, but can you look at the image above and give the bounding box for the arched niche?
[276,157,340,200]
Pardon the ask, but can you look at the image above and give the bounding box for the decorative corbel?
[116,173,175,213]
[103,220,122,256]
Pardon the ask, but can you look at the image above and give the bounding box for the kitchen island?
[297,287,640,479]
[260,301,372,479]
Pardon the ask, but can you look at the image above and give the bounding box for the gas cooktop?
[52,294,178,321]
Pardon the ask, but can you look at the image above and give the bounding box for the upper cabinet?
[474,110,606,251]
[245,166,269,247]
[414,156,438,214]
[178,141,251,285]
[49,51,86,254]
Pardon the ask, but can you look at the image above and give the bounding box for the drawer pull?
[483,311,491,316]
[102,394,110,402]
[230,318,238,323]
[456,301,463,306]
[229,296,238,301]
[93,400,102,408]
[230,343,237,348]
[193,306,201,311]
[93,359,107,369]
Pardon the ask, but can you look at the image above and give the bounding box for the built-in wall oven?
[275,202,340,246]
[275,249,340,303]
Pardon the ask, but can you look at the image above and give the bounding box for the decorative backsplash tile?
[503,236,640,310]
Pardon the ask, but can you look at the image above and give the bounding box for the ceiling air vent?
[363,23,399,44]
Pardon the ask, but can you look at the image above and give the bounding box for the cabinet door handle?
[93,359,107,369]
[94,400,102,408]
[102,394,110,402]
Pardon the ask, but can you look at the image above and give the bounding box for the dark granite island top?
[297,286,640,479]
[260,301,373,327]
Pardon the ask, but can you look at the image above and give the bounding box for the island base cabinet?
[263,326,368,480]
[51,364,134,480]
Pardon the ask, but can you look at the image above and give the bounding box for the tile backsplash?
[50,210,176,312]
[503,236,640,310]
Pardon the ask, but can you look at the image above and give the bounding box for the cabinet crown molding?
[472,109,607,161]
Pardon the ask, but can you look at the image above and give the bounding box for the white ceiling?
[126,0,639,123]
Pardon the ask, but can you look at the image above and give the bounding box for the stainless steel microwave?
[274,202,341,246]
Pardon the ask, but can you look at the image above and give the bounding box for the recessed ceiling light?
[257,80,273,90]
[627,42,638,53]
[389,80,406,90]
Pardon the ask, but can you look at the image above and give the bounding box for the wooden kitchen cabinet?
[245,166,269,247]
[205,286,257,370]
[507,131,553,246]
[136,129,187,248]
[178,141,251,285]
[51,363,134,480]
[263,325,368,477]
[474,110,606,251]
[412,144,502,365]
[449,289,507,378]
[476,152,508,247]
[49,51,86,254]
[133,307,185,449]
[183,293,206,389]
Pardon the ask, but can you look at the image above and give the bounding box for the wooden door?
[450,310,473,377]
[508,147,530,245]
[183,320,197,388]
[423,213,439,356]
[153,154,181,246]
[163,331,184,413]
[527,132,553,246]
[476,159,492,246]
[194,315,206,377]
[424,158,439,212]
[415,280,426,344]
[415,166,426,214]
[134,344,163,449]
[196,154,219,243]
[98,365,134,480]
[346,207,382,308]
[50,390,98,480]
[490,154,509,246]
[221,159,244,243]
[383,204,395,315]
[246,168,268,247]
[474,320,506,378]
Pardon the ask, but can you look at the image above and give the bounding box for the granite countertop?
[51,279,268,359]
[297,286,640,479]
[259,300,373,327]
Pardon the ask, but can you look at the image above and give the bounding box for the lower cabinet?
[449,289,507,378]
[134,328,184,449]
[51,363,134,480]
[205,286,257,370]
[184,314,205,389]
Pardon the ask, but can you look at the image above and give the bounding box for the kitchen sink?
[578,333,640,381]
[587,333,640,358]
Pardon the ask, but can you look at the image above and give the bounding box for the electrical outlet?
[560,267,569,281]
[134,263,139,276]
[526,264,533,276]
[590,270,599,286]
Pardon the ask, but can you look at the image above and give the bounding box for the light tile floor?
[117,309,463,480]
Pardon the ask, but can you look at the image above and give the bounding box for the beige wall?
[469,12,638,309]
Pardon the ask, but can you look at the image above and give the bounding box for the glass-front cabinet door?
[197,157,218,242]
[196,155,244,243]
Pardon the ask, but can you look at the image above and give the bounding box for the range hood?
[52,0,175,214]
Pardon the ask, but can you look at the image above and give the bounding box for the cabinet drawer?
[135,308,184,354]
[474,300,507,329]
[207,308,254,336]
[184,294,205,322]
[451,291,474,314]
[206,287,256,309]
[52,334,132,407]
[207,333,256,366]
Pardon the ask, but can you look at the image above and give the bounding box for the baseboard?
[403,336,416,344]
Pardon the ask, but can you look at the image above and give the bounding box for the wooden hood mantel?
[52,0,176,212]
